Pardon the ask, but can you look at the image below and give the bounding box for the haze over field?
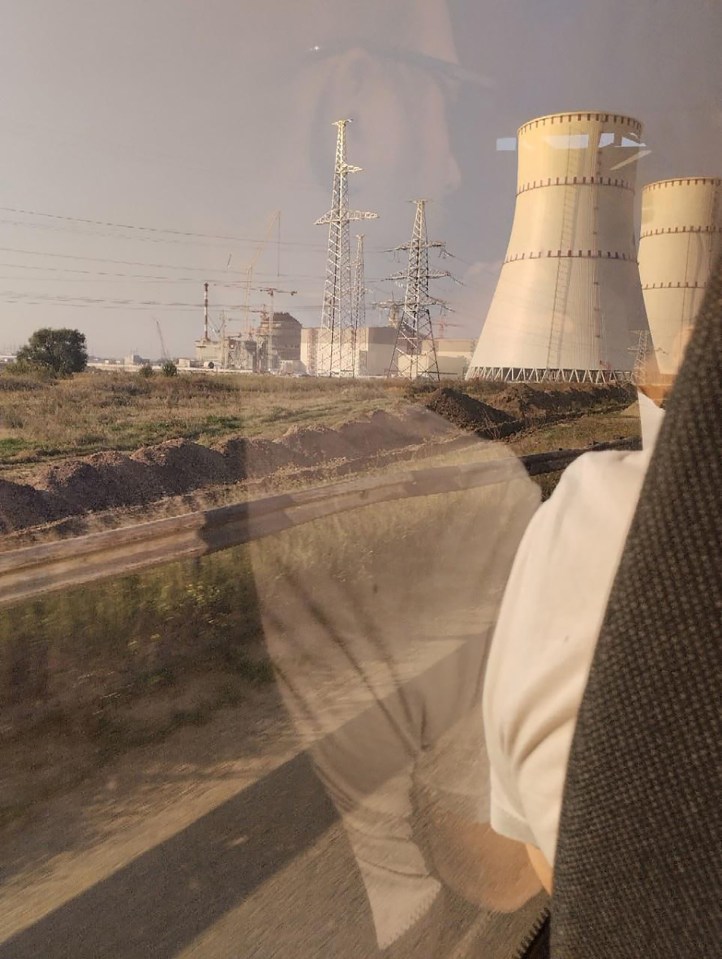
[0,0,719,357]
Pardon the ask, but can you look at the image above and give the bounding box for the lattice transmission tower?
[629,329,651,385]
[351,234,367,376]
[388,199,451,381]
[315,120,378,377]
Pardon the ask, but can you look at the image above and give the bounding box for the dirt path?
[0,636,544,959]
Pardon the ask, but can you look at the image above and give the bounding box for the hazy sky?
[0,0,720,357]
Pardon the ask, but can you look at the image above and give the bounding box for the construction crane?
[250,285,297,372]
[155,319,170,361]
[436,318,464,338]
[243,211,281,335]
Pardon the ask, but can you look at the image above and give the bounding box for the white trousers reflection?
[251,436,540,951]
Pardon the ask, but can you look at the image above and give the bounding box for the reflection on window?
[545,134,590,149]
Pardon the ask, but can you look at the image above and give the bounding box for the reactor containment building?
[638,177,722,375]
[467,111,652,382]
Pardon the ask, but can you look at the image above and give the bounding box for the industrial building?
[302,325,396,377]
[396,337,475,379]
[638,177,722,375]
[355,326,398,376]
[302,326,474,379]
[256,311,303,372]
[467,111,652,382]
[300,327,320,376]
[195,311,302,373]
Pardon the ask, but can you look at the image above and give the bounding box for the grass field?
[0,370,642,819]
[0,370,407,473]
[0,370,641,477]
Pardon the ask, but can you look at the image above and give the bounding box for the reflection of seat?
[250,434,546,956]
[552,256,722,957]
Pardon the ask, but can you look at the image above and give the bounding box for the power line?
[0,205,328,250]
[0,245,248,274]
[0,260,330,284]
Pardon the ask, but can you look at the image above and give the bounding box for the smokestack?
[204,282,209,341]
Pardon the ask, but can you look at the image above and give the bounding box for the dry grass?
[0,370,407,474]
[0,380,643,819]
[508,407,640,456]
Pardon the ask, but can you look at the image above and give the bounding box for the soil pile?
[424,387,518,438]
[0,479,61,531]
[0,409,457,534]
[488,382,634,422]
[0,384,635,535]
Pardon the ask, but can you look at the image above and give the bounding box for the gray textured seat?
[551,255,722,956]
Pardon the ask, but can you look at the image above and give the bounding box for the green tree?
[15,328,88,376]
[161,360,178,377]
[138,363,155,378]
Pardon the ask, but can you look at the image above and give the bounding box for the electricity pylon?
[629,329,651,385]
[351,234,366,377]
[315,119,378,377]
[389,199,451,381]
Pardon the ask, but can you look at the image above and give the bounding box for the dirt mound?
[35,454,157,513]
[280,424,358,463]
[34,442,234,514]
[0,408,481,534]
[131,440,231,494]
[0,479,61,533]
[332,420,392,457]
[489,382,634,422]
[396,405,459,442]
[241,438,301,479]
[424,387,517,437]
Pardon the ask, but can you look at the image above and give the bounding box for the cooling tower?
[638,178,722,375]
[467,112,650,382]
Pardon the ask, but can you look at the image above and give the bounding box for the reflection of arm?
[424,804,541,910]
[525,844,553,894]
[483,450,654,872]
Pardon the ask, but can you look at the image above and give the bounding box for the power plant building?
[195,312,301,373]
[467,112,651,382]
[256,311,302,372]
[638,177,722,375]
[302,325,398,377]
[355,326,398,377]
[397,338,476,379]
[300,327,320,375]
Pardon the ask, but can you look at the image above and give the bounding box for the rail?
[0,438,638,608]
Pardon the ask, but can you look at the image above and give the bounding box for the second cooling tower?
[638,177,722,375]
[467,112,650,382]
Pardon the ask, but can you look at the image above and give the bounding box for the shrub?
[15,328,88,376]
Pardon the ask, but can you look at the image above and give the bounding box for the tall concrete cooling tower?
[638,177,722,375]
[467,112,650,382]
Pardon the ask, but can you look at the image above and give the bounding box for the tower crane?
[436,318,464,338]
[243,211,281,335]
[155,319,170,361]
[249,285,297,372]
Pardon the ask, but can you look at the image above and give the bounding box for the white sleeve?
[483,448,652,863]
[488,759,537,848]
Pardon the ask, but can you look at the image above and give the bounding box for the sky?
[0,0,720,358]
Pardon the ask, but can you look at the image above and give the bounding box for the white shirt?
[483,394,665,865]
